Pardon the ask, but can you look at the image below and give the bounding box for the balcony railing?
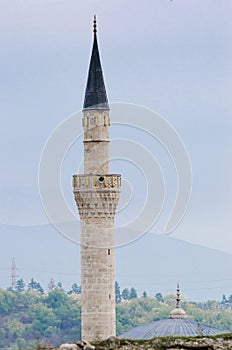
[72,174,121,190]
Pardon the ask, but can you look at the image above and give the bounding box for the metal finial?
[176,283,181,308]
[93,15,97,35]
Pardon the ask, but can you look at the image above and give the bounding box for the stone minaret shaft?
[73,17,121,341]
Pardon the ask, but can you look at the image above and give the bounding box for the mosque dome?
[169,307,187,318]
[118,318,228,338]
[119,284,229,339]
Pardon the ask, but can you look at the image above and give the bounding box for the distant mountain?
[0,224,232,301]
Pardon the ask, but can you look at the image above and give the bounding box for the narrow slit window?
[108,249,110,255]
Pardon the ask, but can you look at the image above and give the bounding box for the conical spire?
[83,16,109,110]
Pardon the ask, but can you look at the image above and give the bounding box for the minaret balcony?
[72,174,121,191]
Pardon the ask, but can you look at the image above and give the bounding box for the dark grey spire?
[83,16,109,110]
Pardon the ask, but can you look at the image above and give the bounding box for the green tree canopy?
[28,278,44,294]
[45,289,69,309]
[142,291,147,298]
[68,283,81,295]
[122,288,130,300]
[15,279,25,292]
[155,292,164,303]
[129,287,137,299]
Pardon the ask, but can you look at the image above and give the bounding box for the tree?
[31,302,58,332]
[121,288,130,300]
[129,287,137,299]
[68,283,81,295]
[155,292,164,303]
[45,289,69,309]
[115,281,122,304]
[222,294,227,304]
[36,284,44,294]
[28,278,37,290]
[28,278,44,294]
[205,300,217,309]
[142,291,147,298]
[0,289,16,315]
[0,287,82,348]
[57,281,63,290]
[15,279,25,292]
[6,319,25,340]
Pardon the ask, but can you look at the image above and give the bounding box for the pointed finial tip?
[93,15,97,35]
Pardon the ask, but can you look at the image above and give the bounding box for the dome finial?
[176,282,181,308]
[93,15,97,36]
[169,283,187,319]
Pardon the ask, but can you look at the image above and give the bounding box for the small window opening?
[108,249,111,255]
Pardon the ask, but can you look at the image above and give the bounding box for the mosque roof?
[119,284,229,339]
[119,318,228,339]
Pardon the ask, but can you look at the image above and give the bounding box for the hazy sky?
[0,1,232,254]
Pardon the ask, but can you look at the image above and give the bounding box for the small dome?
[169,307,187,319]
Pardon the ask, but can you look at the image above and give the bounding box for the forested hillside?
[1,283,232,349]
[0,288,81,349]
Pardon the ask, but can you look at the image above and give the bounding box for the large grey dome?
[119,318,228,339]
[119,285,229,339]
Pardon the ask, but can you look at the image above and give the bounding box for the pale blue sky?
[0,0,232,254]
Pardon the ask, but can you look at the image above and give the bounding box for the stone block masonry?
[73,17,121,341]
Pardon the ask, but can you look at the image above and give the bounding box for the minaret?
[73,17,121,341]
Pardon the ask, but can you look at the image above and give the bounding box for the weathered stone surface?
[38,335,232,350]
[83,110,110,174]
[59,341,95,350]
[59,344,79,350]
[73,108,121,341]
[91,335,232,350]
